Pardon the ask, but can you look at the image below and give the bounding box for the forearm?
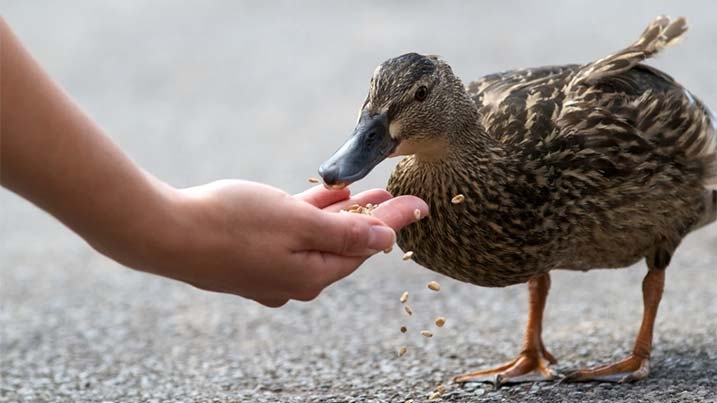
[0,17,175,265]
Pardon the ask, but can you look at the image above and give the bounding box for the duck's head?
[319,53,473,188]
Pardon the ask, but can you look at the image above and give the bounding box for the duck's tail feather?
[701,110,717,189]
[570,16,687,87]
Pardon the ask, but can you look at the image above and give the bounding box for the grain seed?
[400,326,408,333]
[405,400,414,403]
[383,246,393,254]
[427,281,441,291]
[307,177,320,183]
[428,391,441,400]
[435,317,446,327]
[402,251,414,261]
[398,346,407,357]
[420,330,433,338]
[399,291,409,303]
[414,209,422,220]
[404,306,413,316]
[345,203,376,216]
[435,384,446,394]
[451,194,465,204]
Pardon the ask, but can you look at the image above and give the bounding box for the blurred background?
[2,1,715,402]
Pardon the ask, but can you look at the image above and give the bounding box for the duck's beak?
[319,111,398,188]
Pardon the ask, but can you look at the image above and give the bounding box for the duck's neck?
[414,108,500,165]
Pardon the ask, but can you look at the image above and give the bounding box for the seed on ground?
[402,251,414,261]
[405,400,414,403]
[307,177,320,183]
[451,194,465,204]
[400,326,407,333]
[435,317,446,327]
[427,281,441,291]
[420,330,433,338]
[435,384,446,394]
[400,292,409,303]
[398,346,407,357]
[414,209,422,220]
[404,306,413,316]
[428,391,441,400]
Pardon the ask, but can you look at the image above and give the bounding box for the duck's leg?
[563,250,668,383]
[454,272,557,386]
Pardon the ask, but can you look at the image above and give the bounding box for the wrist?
[89,176,188,276]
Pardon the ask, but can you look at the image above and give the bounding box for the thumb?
[312,213,397,256]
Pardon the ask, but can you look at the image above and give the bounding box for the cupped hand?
[153,180,427,307]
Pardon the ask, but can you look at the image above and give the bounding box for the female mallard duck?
[320,16,716,385]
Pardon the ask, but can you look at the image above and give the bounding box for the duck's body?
[390,63,715,287]
[319,16,716,385]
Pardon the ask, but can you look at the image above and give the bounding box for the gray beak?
[319,111,398,187]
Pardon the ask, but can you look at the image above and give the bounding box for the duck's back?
[468,64,715,168]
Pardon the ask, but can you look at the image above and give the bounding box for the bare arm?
[0,18,427,306]
[0,17,178,267]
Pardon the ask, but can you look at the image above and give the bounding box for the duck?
[319,16,716,385]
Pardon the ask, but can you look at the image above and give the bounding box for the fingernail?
[368,225,396,252]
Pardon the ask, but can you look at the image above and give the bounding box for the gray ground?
[1,1,716,402]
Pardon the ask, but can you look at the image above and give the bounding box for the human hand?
[147,180,428,307]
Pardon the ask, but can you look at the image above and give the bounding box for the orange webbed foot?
[453,348,558,387]
[562,354,649,383]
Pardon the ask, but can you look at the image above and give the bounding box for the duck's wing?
[556,16,717,189]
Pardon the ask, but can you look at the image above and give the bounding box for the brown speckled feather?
[387,17,716,287]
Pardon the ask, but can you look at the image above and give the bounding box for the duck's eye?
[414,86,428,102]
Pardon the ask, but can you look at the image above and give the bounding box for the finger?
[301,211,396,256]
[299,195,427,256]
[294,185,350,208]
[369,195,429,230]
[323,188,393,212]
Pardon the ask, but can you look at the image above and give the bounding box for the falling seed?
[402,251,414,261]
[428,391,441,400]
[307,177,320,183]
[435,317,446,327]
[404,306,413,316]
[414,209,422,220]
[398,346,407,357]
[427,281,441,291]
[420,330,433,338]
[400,326,408,333]
[451,194,465,204]
[400,292,409,304]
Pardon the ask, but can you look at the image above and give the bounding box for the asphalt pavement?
[1,2,716,402]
